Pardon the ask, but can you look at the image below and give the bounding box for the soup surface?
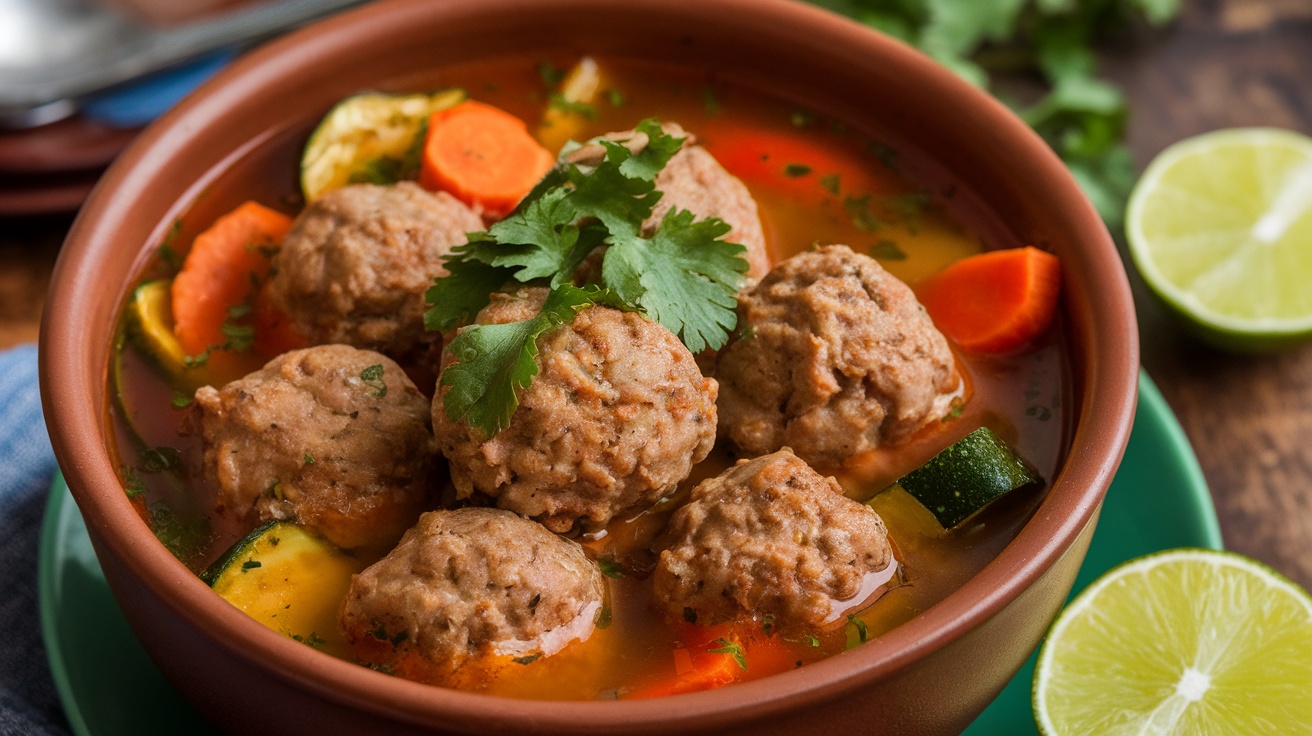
[110,55,1071,700]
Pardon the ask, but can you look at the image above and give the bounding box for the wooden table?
[3,0,1311,588]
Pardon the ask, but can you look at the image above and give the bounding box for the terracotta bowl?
[40,0,1139,733]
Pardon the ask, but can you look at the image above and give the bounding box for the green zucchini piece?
[203,521,367,654]
[300,88,466,201]
[124,279,189,378]
[898,427,1039,529]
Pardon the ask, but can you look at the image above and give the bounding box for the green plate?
[964,373,1222,734]
[38,372,1219,734]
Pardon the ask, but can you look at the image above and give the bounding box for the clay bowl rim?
[40,0,1139,731]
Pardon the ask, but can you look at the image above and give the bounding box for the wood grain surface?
[3,0,1310,588]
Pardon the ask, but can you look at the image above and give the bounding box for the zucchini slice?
[124,279,189,378]
[203,521,367,654]
[897,427,1040,529]
[300,88,466,201]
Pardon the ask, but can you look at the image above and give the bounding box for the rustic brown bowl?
[40,0,1139,733]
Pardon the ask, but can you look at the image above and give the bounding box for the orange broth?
[109,56,1071,700]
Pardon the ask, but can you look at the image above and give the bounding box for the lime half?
[1126,128,1312,350]
[1033,548,1312,735]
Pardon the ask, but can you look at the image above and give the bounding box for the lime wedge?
[1033,548,1312,735]
[1126,128,1312,351]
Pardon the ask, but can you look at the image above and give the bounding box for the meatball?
[266,181,483,365]
[652,449,894,632]
[433,288,718,533]
[341,507,605,681]
[649,129,770,281]
[715,244,959,468]
[567,123,770,281]
[194,345,436,551]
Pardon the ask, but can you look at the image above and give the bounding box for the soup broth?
[109,55,1070,700]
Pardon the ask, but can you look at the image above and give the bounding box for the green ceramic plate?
[39,372,1220,735]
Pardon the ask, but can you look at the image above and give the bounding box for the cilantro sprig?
[425,119,748,438]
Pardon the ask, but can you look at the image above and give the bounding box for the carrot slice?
[917,246,1062,353]
[418,100,554,219]
[627,624,744,699]
[625,621,810,699]
[170,201,296,360]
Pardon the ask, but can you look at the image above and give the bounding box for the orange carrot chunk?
[171,201,294,358]
[418,100,555,219]
[627,624,745,699]
[917,246,1062,353]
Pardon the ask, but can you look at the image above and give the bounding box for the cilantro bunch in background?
[811,0,1181,226]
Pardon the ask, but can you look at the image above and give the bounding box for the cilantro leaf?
[424,258,514,331]
[477,188,603,285]
[439,284,599,437]
[602,208,746,353]
[567,149,662,240]
[619,119,686,182]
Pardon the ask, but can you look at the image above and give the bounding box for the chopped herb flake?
[870,240,908,261]
[708,637,748,671]
[549,93,598,120]
[303,453,316,465]
[170,392,195,409]
[157,220,184,272]
[819,173,841,195]
[241,560,262,572]
[120,465,146,499]
[783,163,813,178]
[786,633,822,648]
[846,614,869,649]
[513,653,543,665]
[536,62,565,87]
[140,446,181,473]
[220,320,255,353]
[867,141,898,169]
[360,364,387,397]
[605,89,625,107]
[702,87,721,116]
[597,555,625,579]
[292,632,326,649]
[844,195,882,232]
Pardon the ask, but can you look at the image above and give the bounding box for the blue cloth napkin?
[0,345,69,735]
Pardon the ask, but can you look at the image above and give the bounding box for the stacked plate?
[0,116,140,216]
[0,0,369,216]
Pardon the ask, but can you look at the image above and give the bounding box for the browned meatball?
[715,245,959,468]
[652,449,893,632]
[567,123,770,281]
[266,181,482,365]
[649,128,770,281]
[341,507,605,681]
[432,288,718,533]
[194,345,435,551]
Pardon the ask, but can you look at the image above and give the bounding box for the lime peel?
[1033,547,1312,735]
